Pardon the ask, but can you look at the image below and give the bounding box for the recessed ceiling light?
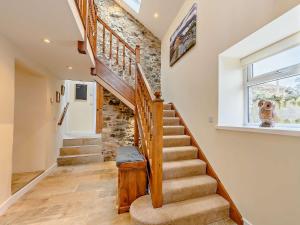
[43,38,51,44]
[154,13,159,19]
[67,66,73,70]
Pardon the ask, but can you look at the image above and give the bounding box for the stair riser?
[163,104,172,110]
[163,127,185,135]
[163,164,206,180]
[173,208,229,225]
[57,155,103,166]
[163,150,198,162]
[163,137,191,147]
[63,138,101,147]
[163,118,180,126]
[163,182,217,204]
[60,146,102,156]
[163,110,175,117]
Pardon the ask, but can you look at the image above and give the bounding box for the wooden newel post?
[151,91,163,208]
[135,45,141,64]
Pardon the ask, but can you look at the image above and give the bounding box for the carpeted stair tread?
[163,126,185,135]
[163,146,198,161]
[163,175,217,204]
[163,104,172,110]
[163,135,191,147]
[163,117,180,126]
[163,110,176,117]
[130,194,230,225]
[163,159,206,179]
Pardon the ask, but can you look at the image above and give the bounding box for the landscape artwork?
[170,3,197,66]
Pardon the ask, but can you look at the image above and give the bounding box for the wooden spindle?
[135,45,141,64]
[116,39,119,65]
[109,32,112,59]
[122,44,126,70]
[102,25,106,54]
[129,56,132,75]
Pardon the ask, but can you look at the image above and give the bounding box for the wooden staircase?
[74,1,243,224]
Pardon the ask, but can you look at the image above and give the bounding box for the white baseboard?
[0,163,57,216]
[243,218,253,225]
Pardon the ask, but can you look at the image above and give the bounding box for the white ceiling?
[0,0,94,81]
[115,0,184,39]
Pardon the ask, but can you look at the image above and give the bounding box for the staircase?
[74,1,242,224]
[57,137,103,166]
[130,103,237,225]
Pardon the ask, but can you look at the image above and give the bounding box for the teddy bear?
[258,100,275,127]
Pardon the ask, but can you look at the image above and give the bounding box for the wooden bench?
[116,146,147,214]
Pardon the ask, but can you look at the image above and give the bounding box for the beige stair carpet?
[130,104,235,225]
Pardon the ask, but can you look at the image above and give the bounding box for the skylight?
[123,0,141,13]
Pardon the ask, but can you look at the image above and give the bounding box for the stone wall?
[95,0,161,92]
[94,0,161,161]
[101,90,134,161]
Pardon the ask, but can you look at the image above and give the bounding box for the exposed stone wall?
[94,0,161,161]
[95,0,161,92]
[101,90,134,161]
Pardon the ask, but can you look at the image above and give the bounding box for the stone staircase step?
[163,175,217,204]
[163,146,198,161]
[163,159,206,180]
[130,194,230,225]
[163,104,172,110]
[163,117,180,126]
[63,138,101,147]
[163,125,185,135]
[163,135,191,147]
[57,153,103,166]
[60,145,102,156]
[163,110,175,117]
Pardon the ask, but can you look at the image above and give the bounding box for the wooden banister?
[58,103,70,126]
[135,62,163,208]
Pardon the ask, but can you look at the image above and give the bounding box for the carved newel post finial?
[154,91,161,100]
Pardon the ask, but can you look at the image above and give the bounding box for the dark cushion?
[116,146,144,166]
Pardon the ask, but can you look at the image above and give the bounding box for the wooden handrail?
[135,62,163,208]
[58,103,70,126]
[97,16,135,54]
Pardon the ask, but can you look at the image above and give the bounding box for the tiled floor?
[1,162,130,225]
[11,171,44,194]
[1,162,236,225]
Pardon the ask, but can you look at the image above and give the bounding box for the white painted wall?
[65,80,96,135]
[0,35,15,206]
[0,33,65,208]
[161,1,300,225]
[13,64,64,173]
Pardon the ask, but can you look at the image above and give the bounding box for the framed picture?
[61,85,65,96]
[56,91,61,103]
[75,84,88,101]
[170,3,197,66]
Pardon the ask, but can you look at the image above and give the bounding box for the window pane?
[124,0,141,13]
[249,75,300,125]
[253,45,300,77]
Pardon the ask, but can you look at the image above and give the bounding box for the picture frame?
[170,3,197,66]
[56,91,61,103]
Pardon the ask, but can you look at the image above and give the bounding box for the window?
[123,0,141,13]
[245,45,300,126]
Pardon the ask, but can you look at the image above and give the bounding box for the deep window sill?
[216,125,300,137]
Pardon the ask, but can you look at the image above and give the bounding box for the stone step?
[163,135,191,147]
[163,104,172,110]
[163,126,185,136]
[163,117,180,126]
[130,194,230,225]
[163,175,217,204]
[163,110,175,117]
[60,145,102,156]
[63,138,101,147]
[163,146,198,162]
[163,159,206,180]
[57,153,103,166]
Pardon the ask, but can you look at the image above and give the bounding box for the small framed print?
[56,91,61,103]
[61,85,65,96]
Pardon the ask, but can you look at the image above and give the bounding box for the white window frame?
[244,57,300,127]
